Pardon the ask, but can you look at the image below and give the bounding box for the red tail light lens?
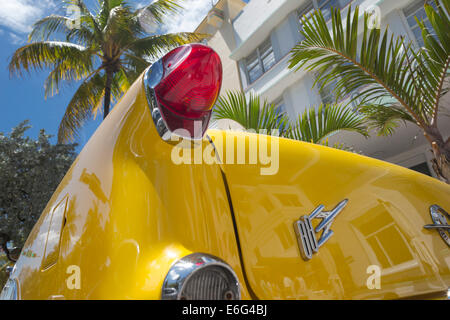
[145,44,222,139]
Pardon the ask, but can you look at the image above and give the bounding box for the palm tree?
[288,2,450,182]
[9,0,206,143]
[213,90,368,148]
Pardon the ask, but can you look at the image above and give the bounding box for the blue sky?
[0,0,216,150]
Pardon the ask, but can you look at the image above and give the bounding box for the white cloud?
[0,0,56,34]
[162,0,213,33]
[0,0,213,43]
[9,32,25,45]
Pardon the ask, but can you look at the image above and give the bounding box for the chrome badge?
[424,205,450,247]
[294,199,348,260]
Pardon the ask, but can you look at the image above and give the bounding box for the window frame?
[243,37,276,85]
[271,97,288,131]
[314,72,338,105]
[401,0,442,48]
[297,0,353,24]
[273,98,287,117]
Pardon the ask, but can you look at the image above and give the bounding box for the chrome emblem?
[424,205,450,247]
[294,199,348,260]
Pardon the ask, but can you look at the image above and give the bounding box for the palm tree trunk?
[424,126,450,183]
[103,70,114,119]
[431,141,450,184]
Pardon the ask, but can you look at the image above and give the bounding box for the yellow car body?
[4,73,450,300]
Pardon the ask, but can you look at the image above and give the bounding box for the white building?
[195,0,450,177]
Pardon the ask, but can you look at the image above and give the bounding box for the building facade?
[196,0,450,177]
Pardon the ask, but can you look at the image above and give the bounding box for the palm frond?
[416,2,450,124]
[213,91,289,134]
[58,72,105,143]
[286,104,368,143]
[103,5,136,54]
[126,32,208,60]
[122,52,151,82]
[97,0,127,29]
[288,6,425,126]
[136,0,183,25]
[44,58,96,98]
[27,11,98,45]
[358,104,415,136]
[9,41,87,76]
[28,15,73,41]
[63,0,101,34]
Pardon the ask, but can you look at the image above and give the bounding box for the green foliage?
[214,91,289,135]
[0,255,13,291]
[213,90,368,151]
[358,104,415,136]
[286,103,368,143]
[9,0,207,143]
[0,121,77,262]
[288,1,450,131]
[288,1,450,181]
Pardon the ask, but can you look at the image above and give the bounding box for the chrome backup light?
[161,253,241,300]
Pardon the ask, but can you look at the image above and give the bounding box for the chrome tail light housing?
[161,253,240,300]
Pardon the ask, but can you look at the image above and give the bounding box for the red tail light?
[144,44,222,139]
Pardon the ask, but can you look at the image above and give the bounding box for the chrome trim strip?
[424,224,450,230]
[144,60,171,141]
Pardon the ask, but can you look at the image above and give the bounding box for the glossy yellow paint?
[9,73,450,300]
[10,75,249,299]
[208,129,450,299]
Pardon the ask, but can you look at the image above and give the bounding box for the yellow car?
[1,44,449,300]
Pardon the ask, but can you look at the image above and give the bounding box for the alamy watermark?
[169,121,280,176]
[66,265,81,290]
[65,5,81,30]
[366,264,381,289]
[364,4,381,30]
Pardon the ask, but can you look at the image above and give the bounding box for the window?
[409,161,432,176]
[274,99,286,118]
[298,0,352,24]
[297,1,315,42]
[272,99,288,131]
[244,38,276,84]
[315,73,337,104]
[297,1,315,24]
[317,0,352,22]
[403,0,439,47]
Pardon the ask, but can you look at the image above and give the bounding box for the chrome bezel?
[161,252,241,300]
